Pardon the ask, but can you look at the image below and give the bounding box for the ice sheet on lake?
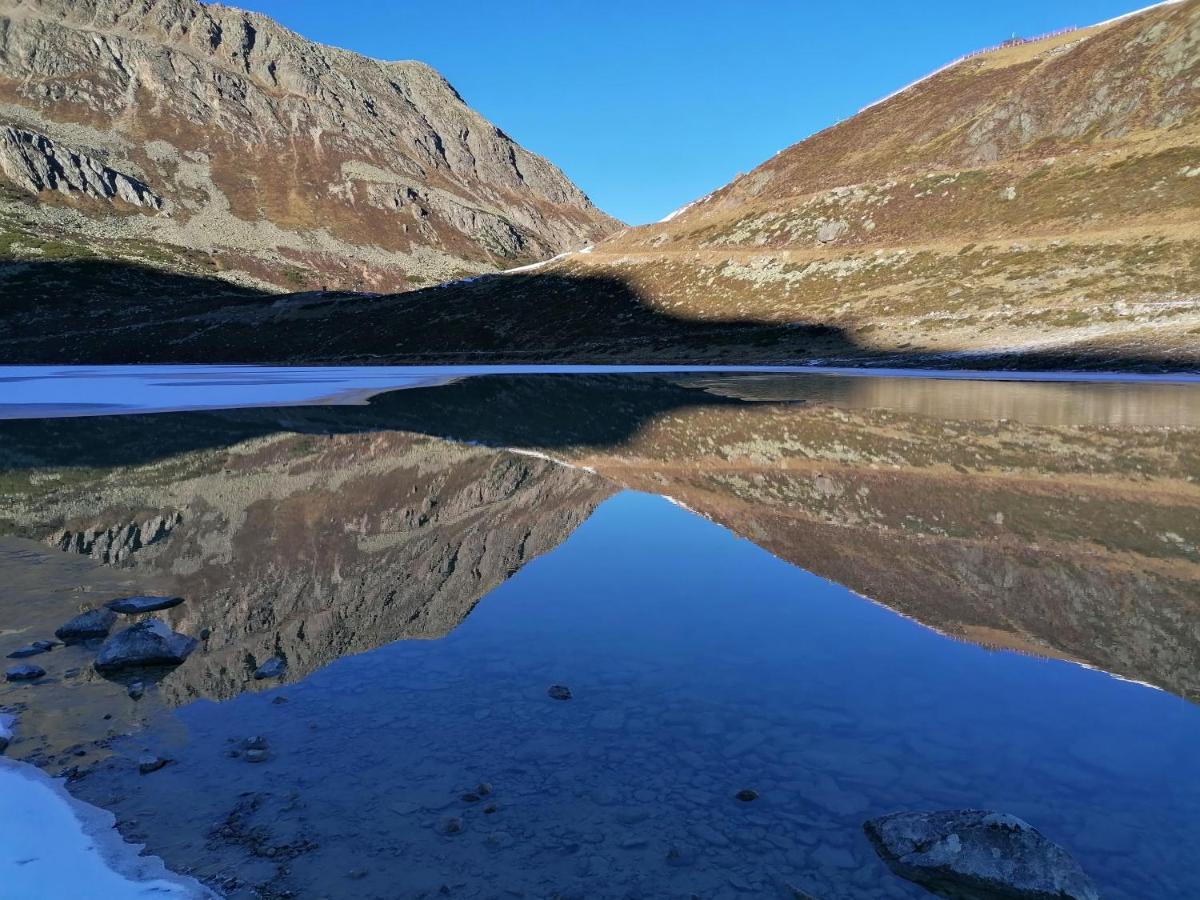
[1,364,1195,421]
[0,758,216,899]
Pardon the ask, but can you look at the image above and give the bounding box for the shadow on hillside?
[0,258,846,364]
[2,257,1194,372]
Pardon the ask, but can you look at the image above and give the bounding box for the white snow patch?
[1091,0,1183,29]
[659,191,717,224]
[507,447,596,474]
[857,0,1183,116]
[500,251,572,274]
[659,201,696,223]
[0,758,217,899]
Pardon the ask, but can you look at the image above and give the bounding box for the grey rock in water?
[547,684,573,701]
[105,595,185,615]
[127,682,145,701]
[138,755,170,774]
[94,619,198,673]
[253,656,287,680]
[5,664,45,682]
[55,608,118,642]
[864,809,1100,900]
[7,645,49,659]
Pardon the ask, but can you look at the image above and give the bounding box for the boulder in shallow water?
[105,595,184,615]
[94,619,198,673]
[864,809,1099,900]
[253,656,287,680]
[55,608,117,642]
[5,664,45,682]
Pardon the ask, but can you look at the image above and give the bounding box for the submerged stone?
[138,755,169,775]
[55,608,118,643]
[437,816,464,836]
[735,789,759,802]
[864,809,1099,900]
[547,684,572,701]
[5,664,45,682]
[105,595,185,615]
[94,619,198,673]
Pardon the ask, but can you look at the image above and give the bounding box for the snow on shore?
[0,759,216,900]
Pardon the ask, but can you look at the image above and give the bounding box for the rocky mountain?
[0,0,618,294]
[0,1,1195,367]
[583,0,1199,368]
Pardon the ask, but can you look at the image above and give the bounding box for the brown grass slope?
[585,0,1200,365]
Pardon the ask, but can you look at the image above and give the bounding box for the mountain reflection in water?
[1,372,1198,899]
[2,373,1195,719]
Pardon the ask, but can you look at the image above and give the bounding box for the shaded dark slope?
[1,258,1197,371]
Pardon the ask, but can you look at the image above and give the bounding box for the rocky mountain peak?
[0,0,619,291]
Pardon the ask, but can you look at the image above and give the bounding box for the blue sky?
[235,1,1156,225]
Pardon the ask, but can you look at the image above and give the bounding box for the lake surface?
[1,367,1198,899]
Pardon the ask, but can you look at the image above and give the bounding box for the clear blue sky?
[235,0,1155,225]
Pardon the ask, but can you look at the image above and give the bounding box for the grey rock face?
[816,220,849,243]
[864,809,1100,900]
[105,595,185,614]
[51,513,182,565]
[0,126,163,208]
[94,619,198,673]
[55,608,118,642]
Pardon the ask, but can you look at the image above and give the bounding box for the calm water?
[1,368,1198,899]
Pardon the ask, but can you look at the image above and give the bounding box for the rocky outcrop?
[50,513,182,564]
[864,810,1099,900]
[0,0,619,292]
[0,126,162,208]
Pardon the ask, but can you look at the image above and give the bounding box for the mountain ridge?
[0,0,619,292]
[0,0,1195,368]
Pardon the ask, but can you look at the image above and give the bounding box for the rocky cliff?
[0,0,619,293]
